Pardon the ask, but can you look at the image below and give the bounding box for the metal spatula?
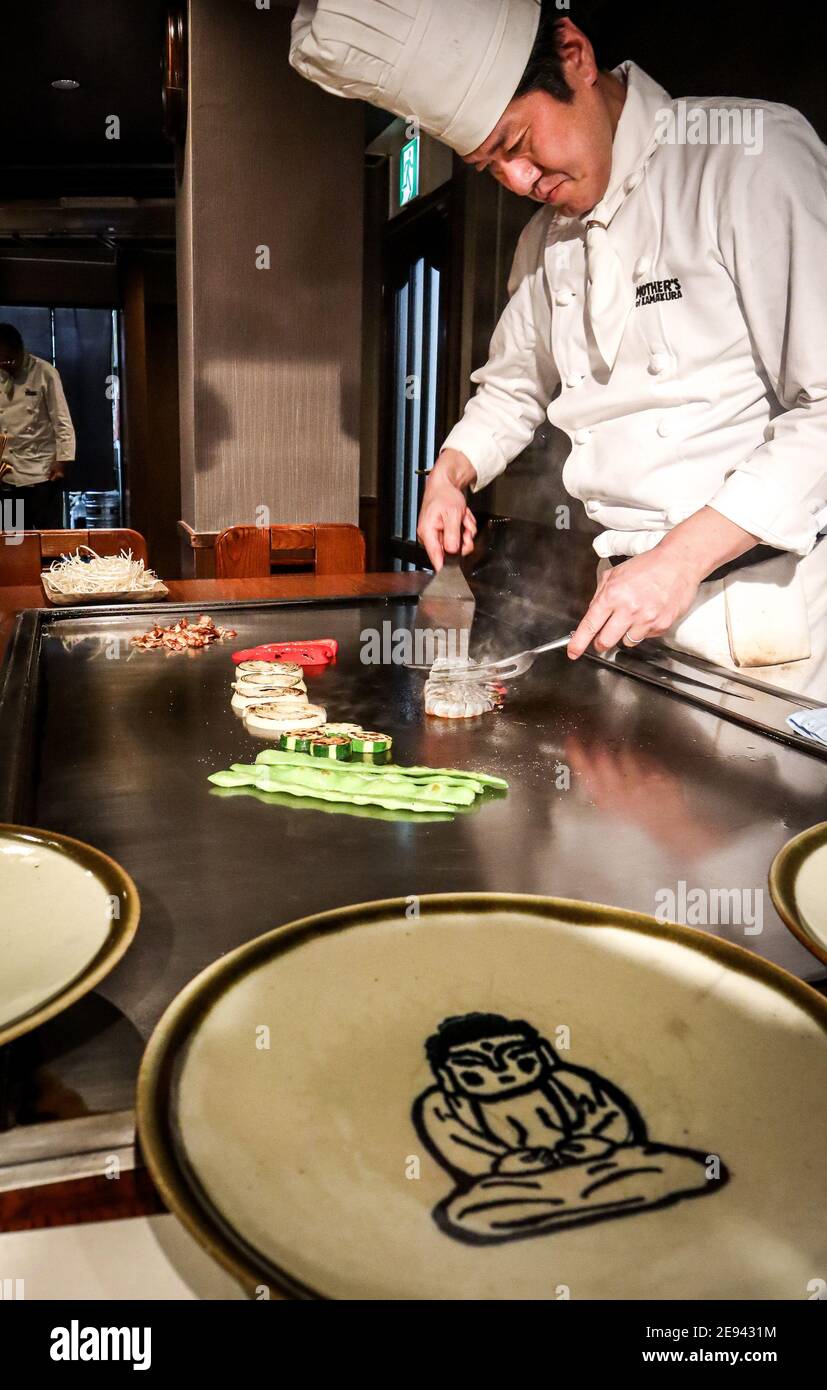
[411,552,476,666]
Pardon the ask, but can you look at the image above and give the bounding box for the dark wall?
[121,248,181,577]
[0,250,119,307]
[590,2,827,140]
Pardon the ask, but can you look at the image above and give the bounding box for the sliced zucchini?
[279,731,313,753]
[351,730,393,754]
[319,722,364,736]
[308,734,352,760]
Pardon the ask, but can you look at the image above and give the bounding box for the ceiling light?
[51,79,80,91]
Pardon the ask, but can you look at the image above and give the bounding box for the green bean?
[232,762,477,806]
[250,772,456,814]
[253,765,467,808]
[208,769,259,788]
[392,765,508,790]
[218,786,455,823]
[253,748,506,790]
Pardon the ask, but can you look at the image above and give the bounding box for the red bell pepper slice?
[231,639,338,668]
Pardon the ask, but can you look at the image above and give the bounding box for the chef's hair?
[0,323,23,350]
[426,1013,541,1069]
[514,0,606,105]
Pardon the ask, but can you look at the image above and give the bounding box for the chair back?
[0,533,42,586]
[39,529,149,566]
[215,524,365,579]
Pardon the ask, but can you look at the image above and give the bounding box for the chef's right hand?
[417,449,478,570]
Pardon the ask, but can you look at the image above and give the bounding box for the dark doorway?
[0,303,122,528]
[380,197,451,571]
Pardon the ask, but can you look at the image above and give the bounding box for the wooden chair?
[39,529,149,566]
[214,524,366,579]
[0,533,42,585]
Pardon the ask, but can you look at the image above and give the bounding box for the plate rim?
[0,823,141,1046]
[136,890,827,1302]
[769,820,827,968]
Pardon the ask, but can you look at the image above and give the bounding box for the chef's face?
[442,1032,545,1098]
[463,23,620,218]
[0,342,23,377]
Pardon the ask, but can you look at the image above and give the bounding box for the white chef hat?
[289,0,542,157]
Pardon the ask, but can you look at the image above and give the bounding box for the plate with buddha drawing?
[138,893,827,1300]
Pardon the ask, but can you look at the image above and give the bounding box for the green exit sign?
[399,136,420,207]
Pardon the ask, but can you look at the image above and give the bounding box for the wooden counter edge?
[0,1165,166,1233]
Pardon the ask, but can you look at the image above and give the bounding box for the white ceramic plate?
[138,894,827,1300]
[0,825,140,1046]
[770,822,827,967]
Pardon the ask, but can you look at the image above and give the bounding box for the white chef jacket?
[441,60,827,696]
[0,352,76,486]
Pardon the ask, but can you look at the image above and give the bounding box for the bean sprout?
[46,546,163,595]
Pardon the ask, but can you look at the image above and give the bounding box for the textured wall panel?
[178,0,363,532]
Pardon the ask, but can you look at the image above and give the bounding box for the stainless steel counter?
[1,592,825,1174]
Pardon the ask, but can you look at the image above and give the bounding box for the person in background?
[0,322,76,531]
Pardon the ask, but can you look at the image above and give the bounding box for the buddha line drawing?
[412,1013,728,1245]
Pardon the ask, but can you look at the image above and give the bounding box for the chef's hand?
[568,506,760,658]
[417,448,478,570]
[568,548,700,656]
[48,460,69,482]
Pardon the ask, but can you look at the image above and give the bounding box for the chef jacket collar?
[578,59,673,223]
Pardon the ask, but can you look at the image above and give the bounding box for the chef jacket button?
[648,351,671,375]
[585,499,599,516]
[555,288,575,306]
[624,171,643,194]
[574,428,592,445]
[656,418,673,438]
[566,372,584,389]
[633,257,650,281]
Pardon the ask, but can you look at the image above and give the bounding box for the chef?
[289,1,827,697]
[0,322,76,531]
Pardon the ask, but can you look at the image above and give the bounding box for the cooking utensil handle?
[533,633,574,656]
